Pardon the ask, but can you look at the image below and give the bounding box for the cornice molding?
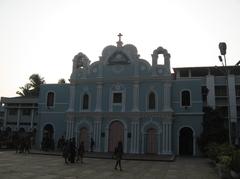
[65,111,174,118]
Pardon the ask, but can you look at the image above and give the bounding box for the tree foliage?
[58,78,66,84]
[16,74,45,97]
[198,106,228,153]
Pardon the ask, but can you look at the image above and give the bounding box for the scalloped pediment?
[108,51,130,65]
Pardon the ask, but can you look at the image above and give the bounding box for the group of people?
[41,135,55,151]
[62,137,86,164]
[15,134,32,153]
[60,138,123,171]
[0,129,35,150]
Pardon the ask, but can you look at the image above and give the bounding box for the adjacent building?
[0,97,38,132]
[173,66,240,145]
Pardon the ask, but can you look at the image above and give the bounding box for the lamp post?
[218,42,239,145]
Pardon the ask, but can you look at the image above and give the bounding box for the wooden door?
[79,127,89,151]
[147,128,157,154]
[108,121,124,152]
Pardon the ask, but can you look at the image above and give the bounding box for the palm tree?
[16,74,45,97]
[29,74,45,96]
[16,83,32,96]
[58,78,66,84]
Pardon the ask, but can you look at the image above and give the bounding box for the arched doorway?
[79,127,89,151]
[179,127,193,155]
[146,128,157,154]
[108,121,124,152]
[42,124,54,151]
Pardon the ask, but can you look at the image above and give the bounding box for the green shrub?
[205,143,234,162]
[205,143,220,161]
[231,150,240,173]
[218,143,235,157]
[218,155,232,169]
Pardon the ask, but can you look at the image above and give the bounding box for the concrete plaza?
[0,151,219,179]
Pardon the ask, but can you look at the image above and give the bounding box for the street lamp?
[218,42,238,145]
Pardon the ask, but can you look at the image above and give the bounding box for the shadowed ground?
[0,151,219,179]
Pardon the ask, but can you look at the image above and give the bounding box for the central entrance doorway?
[146,128,157,154]
[79,127,89,151]
[108,121,124,152]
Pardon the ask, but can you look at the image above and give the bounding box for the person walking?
[114,141,123,171]
[62,141,69,164]
[69,138,76,163]
[77,141,85,164]
[90,138,95,152]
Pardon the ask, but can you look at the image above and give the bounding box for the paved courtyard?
[0,151,219,179]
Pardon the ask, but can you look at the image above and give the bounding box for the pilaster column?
[136,121,140,153]
[93,118,102,152]
[193,134,196,156]
[163,82,173,112]
[71,119,75,138]
[67,83,75,140]
[66,120,69,139]
[162,121,172,154]
[3,108,7,129]
[17,107,21,130]
[130,121,135,153]
[30,108,34,130]
[228,75,237,122]
[95,82,103,112]
[68,85,76,112]
[130,119,140,153]
[206,75,216,108]
[66,115,75,139]
[132,81,139,112]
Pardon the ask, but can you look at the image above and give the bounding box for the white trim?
[39,102,68,105]
[75,120,93,149]
[67,85,76,112]
[95,83,103,112]
[145,89,158,112]
[177,126,196,156]
[174,78,203,81]
[141,120,161,154]
[80,92,91,112]
[110,87,126,112]
[180,89,192,108]
[141,120,161,133]
[38,112,66,114]
[132,82,139,112]
[40,122,56,148]
[45,91,56,109]
[175,112,204,115]
[172,101,202,104]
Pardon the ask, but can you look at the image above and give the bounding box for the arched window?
[148,92,156,110]
[181,90,190,106]
[83,94,89,110]
[47,92,54,107]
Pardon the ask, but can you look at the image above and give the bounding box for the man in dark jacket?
[114,141,123,171]
[77,141,85,164]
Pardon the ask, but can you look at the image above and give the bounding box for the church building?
[37,34,203,156]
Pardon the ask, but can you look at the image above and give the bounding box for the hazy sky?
[0,0,240,97]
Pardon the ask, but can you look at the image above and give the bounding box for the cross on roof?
[117,33,123,47]
[118,33,123,41]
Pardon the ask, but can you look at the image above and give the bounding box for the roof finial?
[117,33,123,47]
